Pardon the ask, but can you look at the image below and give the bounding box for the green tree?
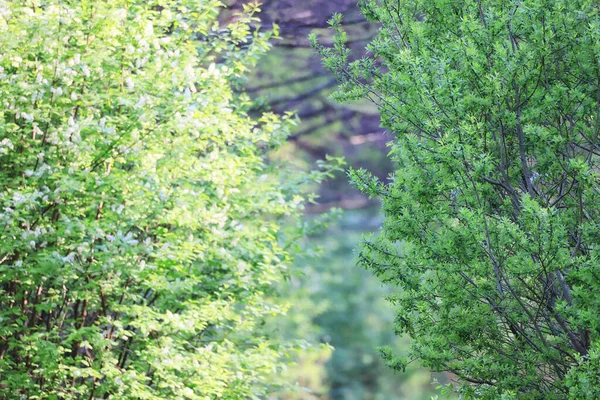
[314,0,600,398]
[0,1,336,398]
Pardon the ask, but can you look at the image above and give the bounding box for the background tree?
[0,1,338,398]
[315,0,600,398]
[223,0,394,209]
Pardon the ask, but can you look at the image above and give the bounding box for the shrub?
[0,1,334,398]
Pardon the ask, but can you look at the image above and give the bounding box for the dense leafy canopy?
[0,1,338,398]
[316,0,600,398]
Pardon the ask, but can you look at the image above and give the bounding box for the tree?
[0,1,337,398]
[231,0,391,210]
[314,0,600,398]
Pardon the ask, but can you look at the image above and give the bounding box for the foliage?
[0,1,339,398]
[314,0,600,398]
[564,342,600,399]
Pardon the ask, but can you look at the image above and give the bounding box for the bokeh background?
[224,2,454,398]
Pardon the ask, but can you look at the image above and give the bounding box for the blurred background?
[222,2,453,398]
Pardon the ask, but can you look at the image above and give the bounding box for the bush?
[0,1,334,398]
[315,0,600,398]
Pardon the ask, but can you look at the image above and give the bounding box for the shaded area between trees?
[225,0,395,210]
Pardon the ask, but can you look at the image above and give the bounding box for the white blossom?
[0,138,14,154]
[32,124,43,138]
[125,77,134,90]
[51,87,63,97]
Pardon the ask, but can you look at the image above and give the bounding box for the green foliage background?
[8,0,598,398]
[275,208,450,400]
[248,16,448,397]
